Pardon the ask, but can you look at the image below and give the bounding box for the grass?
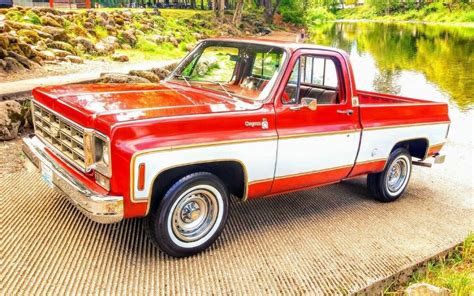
[386,233,474,295]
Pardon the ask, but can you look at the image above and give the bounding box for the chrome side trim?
[22,135,123,224]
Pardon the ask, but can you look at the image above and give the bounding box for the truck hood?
[32,82,263,132]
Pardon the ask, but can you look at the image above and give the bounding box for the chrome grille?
[33,102,86,171]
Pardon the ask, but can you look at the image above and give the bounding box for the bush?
[304,7,335,24]
[280,7,305,25]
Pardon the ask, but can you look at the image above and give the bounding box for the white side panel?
[275,131,361,177]
[357,123,449,163]
[133,140,277,200]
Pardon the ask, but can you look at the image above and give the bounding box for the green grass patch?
[115,40,187,62]
[387,233,474,295]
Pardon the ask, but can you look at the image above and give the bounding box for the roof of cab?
[203,37,349,57]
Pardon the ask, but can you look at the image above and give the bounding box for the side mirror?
[289,97,318,111]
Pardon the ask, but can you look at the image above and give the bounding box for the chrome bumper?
[22,135,123,224]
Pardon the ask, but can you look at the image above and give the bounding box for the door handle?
[337,109,353,116]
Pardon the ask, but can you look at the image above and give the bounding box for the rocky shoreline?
[0,7,271,75]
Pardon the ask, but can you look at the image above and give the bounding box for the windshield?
[168,41,286,101]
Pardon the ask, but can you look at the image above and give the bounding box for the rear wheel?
[145,172,229,257]
[367,148,412,202]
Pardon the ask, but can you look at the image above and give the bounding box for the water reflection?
[309,22,474,111]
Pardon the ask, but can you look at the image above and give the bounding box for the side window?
[282,55,342,105]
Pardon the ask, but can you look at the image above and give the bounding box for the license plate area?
[41,163,54,188]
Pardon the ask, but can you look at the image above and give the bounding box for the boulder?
[94,41,115,55]
[111,52,129,62]
[41,16,61,27]
[0,33,9,49]
[405,283,450,296]
[0,100,22,140]
[50,48,70,58]
[40,26,67,41]
[49,41,75,54]
[73,37,94,53]
[121,29,137,46]
[151,66,171,80]
[65,55,83,64]
[0,48,7,58]
[101,36,120,50]
[99,73,150,84]
[7,51,37,69]
[18,42,34,58]
[129,70,160,83]
[17,29,40,42]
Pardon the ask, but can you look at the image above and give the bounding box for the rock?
[49,41,75,54]
[129,70,160,83]
[121,44,131,50]
[36,50,55,61]
[35,40,47,50]
[405,283,450,296]
[50,48,70,58]
[7,51,37,69]
[0,100,23,140]
[41,16,61,27]
[17,29,40,42]
[94,41,115,55]
[111,53,129,62]
[18,42,34,58]
[69,24,88,37]
[65,55,82,64]
[40,26,67,41]
[169,37,179,47]
[149,34,164,44]
[73,37,94,53]
[121,29,137,46]
[101,36,120,50]
[151,67,171,80]
[0,33,9,49]
[99,73,150,84]
[185,43,195,52]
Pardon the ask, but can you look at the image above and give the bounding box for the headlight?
[94,135,111,177]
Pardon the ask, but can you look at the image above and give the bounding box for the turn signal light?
[95,171,110,191]
[138,163,145,191]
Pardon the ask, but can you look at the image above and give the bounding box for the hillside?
[0,8,270,75]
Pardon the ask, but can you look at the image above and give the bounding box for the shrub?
[304,7,336,24]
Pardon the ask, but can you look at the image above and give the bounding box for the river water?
[309,22,473,201]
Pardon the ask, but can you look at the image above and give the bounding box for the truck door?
[272,49,361,193]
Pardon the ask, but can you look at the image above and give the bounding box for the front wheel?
[145,172,229,257]
[367,148,412,202]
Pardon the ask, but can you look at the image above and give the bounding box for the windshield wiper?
[172,74,191,87]
[191,80,234,99]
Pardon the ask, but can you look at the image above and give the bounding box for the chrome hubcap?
[171,189,218,242]
[387,158,409,193]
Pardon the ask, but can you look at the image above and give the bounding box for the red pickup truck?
[23,38,450,257]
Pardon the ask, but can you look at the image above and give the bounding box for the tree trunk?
[217,0,225,17]
[232,0,244,25]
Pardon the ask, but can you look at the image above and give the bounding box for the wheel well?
[391,138,429,160]
[149,161,246,209]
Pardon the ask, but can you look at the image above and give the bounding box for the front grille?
[33,102,87,171]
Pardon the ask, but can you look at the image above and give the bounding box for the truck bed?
[357,90,450,129]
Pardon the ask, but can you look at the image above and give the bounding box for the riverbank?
[336,3,474,23]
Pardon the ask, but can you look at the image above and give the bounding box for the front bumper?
[22,135,123,224]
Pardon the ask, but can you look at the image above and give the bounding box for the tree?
[263,0,283,23]
[233,0,245,25]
